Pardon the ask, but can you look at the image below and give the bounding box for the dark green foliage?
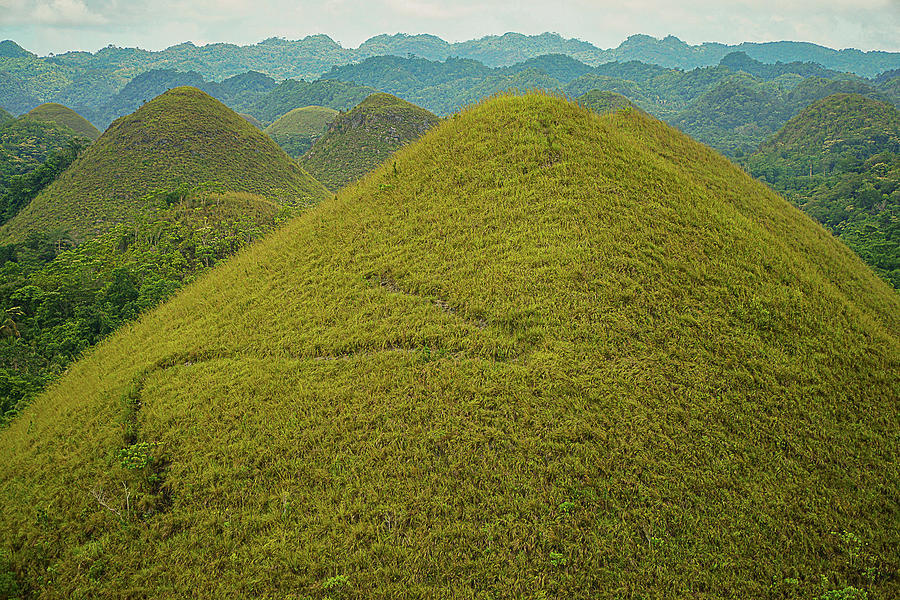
[745,93,900,287]
[720,51,845,80]
[25,103,100,139]
[505,54,594,83]
[0,108,10,125]
[0,189,293,424]
[0,86,328,243]
[300,93,440,190]
[0,116,87,195]
[0,41,31,59]
[577,90,639,114]
[0,139,86,225]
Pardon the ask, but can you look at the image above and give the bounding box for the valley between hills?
[0,30,897,599]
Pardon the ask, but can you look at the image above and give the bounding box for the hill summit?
[0,87,328,243]
[300,92,440,190]
[0,94,897,598]
[25,103,101,140]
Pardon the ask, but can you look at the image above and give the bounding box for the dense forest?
[744,93,900,288]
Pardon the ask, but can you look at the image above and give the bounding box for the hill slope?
[264,105,339,157]
[747,93,900,287]
[300,93,439,190]
[0,94,898,599]
[25,103,101,140]
[0,87,329,243]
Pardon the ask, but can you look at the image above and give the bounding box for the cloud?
[384,0,478,19]
[1,0,107,26]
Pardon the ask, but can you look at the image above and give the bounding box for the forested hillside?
[746,93,900,287]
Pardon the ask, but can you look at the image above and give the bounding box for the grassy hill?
[746,93,900,287]
[264,105,339,157]
[25,103,101,140]
[300,93,439,190]
[577,89,639,114]
[0,87,329,244]
[0,93,897,598]
[0,107,11,125]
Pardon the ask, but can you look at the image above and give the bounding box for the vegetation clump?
[300,92,440,190]
[0,93,896,598]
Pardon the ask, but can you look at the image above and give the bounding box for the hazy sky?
[1,0,899,56]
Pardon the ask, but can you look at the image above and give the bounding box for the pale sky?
[1,0,899,56]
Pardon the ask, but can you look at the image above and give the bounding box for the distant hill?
[1,94,897,598]
[577,89,639,113]
[0,87,328,244]
[239,112,264,128]
[0,40,32,59]
[747,93,900,287]
[85,68,279,129]
[25,102,100,139]
[300,93,439,190]
[3,32,897,119]
[245,78,376,125]
[0,107,11,124]
[0,117,86,195]
[264,106,339,157]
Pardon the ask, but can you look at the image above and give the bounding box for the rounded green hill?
[578,89,640,114]
[0,86,329,243]
[0,94,898,598]
[26,102,101,140]
[758,93,900,157]
[264,105,339,157]
[300,92,440,191]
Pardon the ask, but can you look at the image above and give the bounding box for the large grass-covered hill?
[0,86,328,244]
[0,93,897,598]
[25,103,100,140]
[300,92,439,190]
[746,93,900,287]
[264,105,339,157]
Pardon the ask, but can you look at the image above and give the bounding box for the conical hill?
[300,92,440,190]
[25,102,101,140]
[265,105,339,157]
[0,87,329,243]
[1,94,898,598]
